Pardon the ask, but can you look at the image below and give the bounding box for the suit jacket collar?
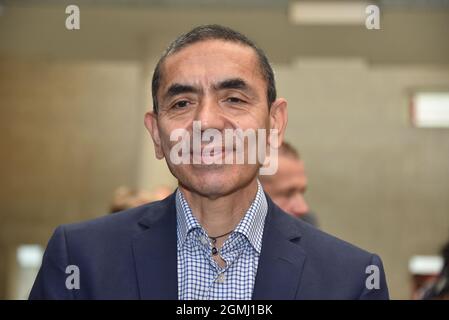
[133,193,178,299]
[252,195,307,299]
[132,192,307,300]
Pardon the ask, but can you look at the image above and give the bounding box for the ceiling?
[0,1,448,65]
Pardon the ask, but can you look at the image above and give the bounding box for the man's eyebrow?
[213,78,256,95]
[162,83,201,101]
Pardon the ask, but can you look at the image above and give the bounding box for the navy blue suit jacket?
[29,193,389,299]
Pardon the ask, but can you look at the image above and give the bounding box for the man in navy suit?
[30,24,389,300]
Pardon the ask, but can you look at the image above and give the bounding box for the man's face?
[145,39,287,198]
[262,155,309,218]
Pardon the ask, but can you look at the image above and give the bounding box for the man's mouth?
[190,146,235,164]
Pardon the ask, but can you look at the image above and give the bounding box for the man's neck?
[179,178,259,238]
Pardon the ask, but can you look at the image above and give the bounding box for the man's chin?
[179,180,231,199]
[169,162,259,198]
[193,164,231,183]
[181,171,244,198]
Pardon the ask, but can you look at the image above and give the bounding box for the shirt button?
[217,273,226,283]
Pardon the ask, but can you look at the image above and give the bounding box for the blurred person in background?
[260,142,318,227]
[422,238,449,300]
[110,185,173,213]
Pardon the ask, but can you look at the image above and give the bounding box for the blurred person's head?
[144,24,287,198]
[110,186,152,213]
[151,185,173,201]
[110,186,172,213]
[260,142,310,219]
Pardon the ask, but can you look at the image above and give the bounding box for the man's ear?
[268,98,288,148]
[144,112,165,159]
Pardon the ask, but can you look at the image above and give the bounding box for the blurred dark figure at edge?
[423,238,449,300]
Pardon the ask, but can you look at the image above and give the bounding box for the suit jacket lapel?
[252,197,307,300]
[131,192,306,300]
[132,193,178,299]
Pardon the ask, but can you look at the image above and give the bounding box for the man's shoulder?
[270,207,388,299]
[272,205,376,263]
[302,218,372,258]
[60,193,175,241]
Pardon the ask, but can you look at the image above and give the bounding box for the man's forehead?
[167,39,257,62]
[160,40,262,88]
[278,157,305,175]
[274,159,308,190]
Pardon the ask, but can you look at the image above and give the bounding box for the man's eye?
[226,97,245,104]
[173,100,190,109]
[287,190,297,198]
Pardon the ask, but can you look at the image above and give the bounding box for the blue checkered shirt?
[176,181,268,300]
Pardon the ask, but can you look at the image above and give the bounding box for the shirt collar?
[176,188,202,248]
[176,180,268,254]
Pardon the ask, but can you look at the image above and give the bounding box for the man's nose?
[194,97,226,131]
[289,193,309,217]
